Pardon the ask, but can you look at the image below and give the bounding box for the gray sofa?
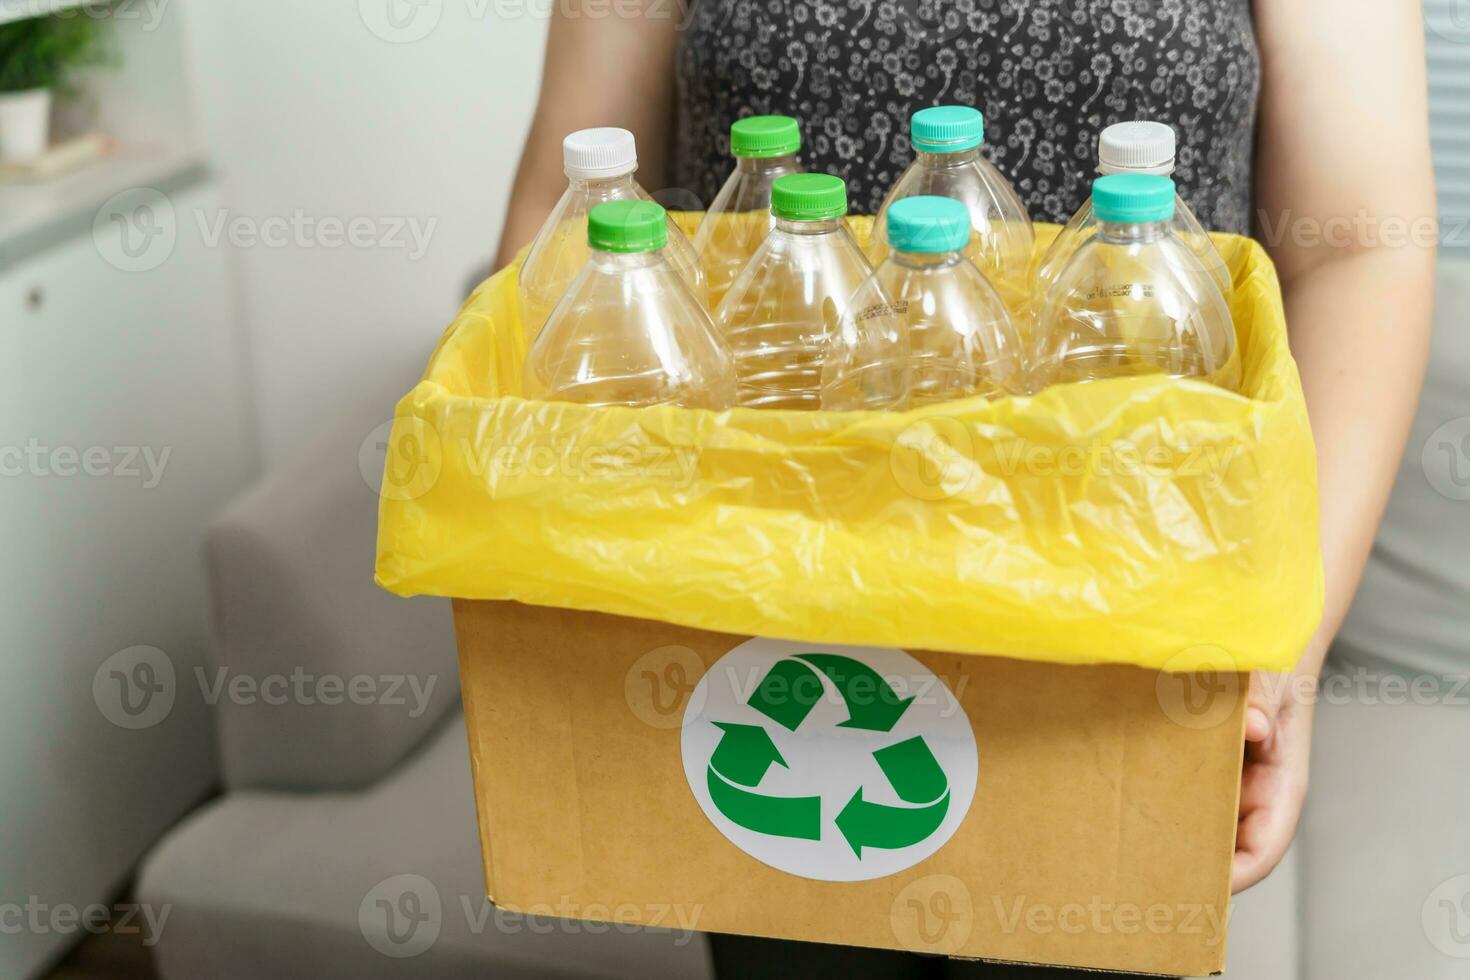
[137,403,1300,979]
[135,416,714,980]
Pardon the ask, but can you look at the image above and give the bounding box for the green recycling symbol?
[684,640,977,881]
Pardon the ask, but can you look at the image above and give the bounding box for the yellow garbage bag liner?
[376,217,1323,673]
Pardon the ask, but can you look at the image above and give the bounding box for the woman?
[495,1,1436,975]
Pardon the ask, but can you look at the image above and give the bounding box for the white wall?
[1,7,257,976]
[183,0,549,464]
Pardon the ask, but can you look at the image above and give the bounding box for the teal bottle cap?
[911,106,985,153]
[1092,173,1177,224]
[731,115,802,159]
[771,173,847,221]
[587,200,668,253]
[886,196,972,253]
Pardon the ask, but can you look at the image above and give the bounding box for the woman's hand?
[1233,673,1315,893]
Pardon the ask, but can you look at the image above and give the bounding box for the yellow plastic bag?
[375,216,1322,672]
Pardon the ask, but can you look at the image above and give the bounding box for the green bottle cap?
[1092,173,1177,224]
[887,196,971,253]
[587,200,668,253]
[770,173,847,221]
[731,115,802,159]
[911,106,985,153]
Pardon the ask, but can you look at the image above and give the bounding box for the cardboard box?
[455,599,1245,976]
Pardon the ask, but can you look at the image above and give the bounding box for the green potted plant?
[0,11,107,163]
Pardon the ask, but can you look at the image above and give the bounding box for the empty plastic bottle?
[1032,174,1240,392]
[518,128,707,339]
[715,173,907,411]
[1033,121,1232,306]
[857,196,1024,405]
[693,115,803,313]
[524,201,736,409]
[872,106,1034,320]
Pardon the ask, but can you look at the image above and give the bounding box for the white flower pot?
[0,88,53,164]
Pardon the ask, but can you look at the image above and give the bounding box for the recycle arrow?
[710,722,786,786]
[793,654,915,732]
[706,723,820,840]
[834,735,950,857]
[705,654,950,856]
[748,653,914,733]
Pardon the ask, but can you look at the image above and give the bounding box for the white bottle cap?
[1098,121,1176,175]
[563,128,638,180]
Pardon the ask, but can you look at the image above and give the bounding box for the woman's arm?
[493,2,682,268]
[1236,0,1436,892]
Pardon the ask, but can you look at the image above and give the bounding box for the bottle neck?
[1098,160,1176,177]
[735,153,799,176]
[590,248,666,272]
[774,216,845,236]
[915,147,982,169]
[568,171,640,198]
[1096,220,1171,245]
[891,249,964,270]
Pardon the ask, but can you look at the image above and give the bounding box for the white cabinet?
[0,180,255,979]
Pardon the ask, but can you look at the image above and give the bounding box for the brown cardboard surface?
[454,599,1245,977]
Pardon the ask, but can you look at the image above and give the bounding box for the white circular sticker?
[681,638,978,882]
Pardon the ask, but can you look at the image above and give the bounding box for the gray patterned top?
[673,0,1260,232]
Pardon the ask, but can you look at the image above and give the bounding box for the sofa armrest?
[204,413,459,792]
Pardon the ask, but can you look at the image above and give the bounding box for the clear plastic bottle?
[858,196,1025,405]
[714,173,907,411]
[1033,121,1232,306]
[693,115,803,313]
[524,200,736,409]
[1032,174,1240,392]
[871,106,1034,320]
[518,128,707,339]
